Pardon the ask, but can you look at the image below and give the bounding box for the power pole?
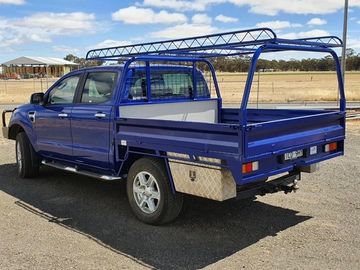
[341,0,349,81]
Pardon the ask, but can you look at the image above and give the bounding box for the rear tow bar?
[236,172,300,199]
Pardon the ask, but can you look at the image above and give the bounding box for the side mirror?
[30,92,45,105]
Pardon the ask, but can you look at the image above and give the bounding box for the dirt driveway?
[0,124,359,270]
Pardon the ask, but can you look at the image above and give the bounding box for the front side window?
[81,72,117,103]
[48,75,80,105]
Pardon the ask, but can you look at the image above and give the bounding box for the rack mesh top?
[86,28,342,60]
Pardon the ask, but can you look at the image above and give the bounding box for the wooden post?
[46,65,49,89]
[4,79,7,95]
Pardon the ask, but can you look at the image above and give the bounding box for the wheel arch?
[8,123,25,140]
[8,121,38,153]
[120,153,176,193]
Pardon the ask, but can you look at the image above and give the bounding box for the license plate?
[284,150,303,161]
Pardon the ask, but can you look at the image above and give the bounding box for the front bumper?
[2,110,13,139]
[2,127,9,139]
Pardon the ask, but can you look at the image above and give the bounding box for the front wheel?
[127,157,183,225]
[16,132,39,178]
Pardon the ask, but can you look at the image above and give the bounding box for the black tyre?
[127,157,183,225]
[15,132,40,178]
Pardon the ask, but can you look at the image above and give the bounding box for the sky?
[1,0,360,63]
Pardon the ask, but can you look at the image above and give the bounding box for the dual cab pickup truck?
[2,28,346,224]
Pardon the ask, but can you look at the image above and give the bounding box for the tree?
[64,54,79,63]
[64,54,103,67]
[346,48,356,57]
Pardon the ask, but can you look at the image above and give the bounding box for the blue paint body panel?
[4,28,346,189]
[71,104,113,171]
[34,104,73,160]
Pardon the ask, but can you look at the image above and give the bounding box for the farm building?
[1,56,79,78]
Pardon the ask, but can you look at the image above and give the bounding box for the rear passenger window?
[127,69,210,101]
[81,72,117,103]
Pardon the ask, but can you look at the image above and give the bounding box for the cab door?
[70,71,118,171]
[34,74,81,160]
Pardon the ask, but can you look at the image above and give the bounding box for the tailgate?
[245,111,345,159]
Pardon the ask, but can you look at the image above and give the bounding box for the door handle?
[58,113,68,118]
[94,113,106,118]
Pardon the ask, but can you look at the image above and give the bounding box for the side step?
[41,160,122,181]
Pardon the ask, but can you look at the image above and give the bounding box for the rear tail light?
[324,142,338,152]
[242,161,259,174]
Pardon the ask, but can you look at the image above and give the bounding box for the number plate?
[284,150,303,161]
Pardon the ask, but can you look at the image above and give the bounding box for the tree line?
[203,49,360,72]
[64,48,360,72]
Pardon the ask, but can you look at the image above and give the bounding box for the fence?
[209,71,343,105]
[0,72,358,105]
[0,78,58,103]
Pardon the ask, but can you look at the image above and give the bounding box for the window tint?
[128,70,147,100]
[195,72,210,98]
[127,69,210,100]
[81,72,116,103]
[152,72,192,99]
[48,75,80,105]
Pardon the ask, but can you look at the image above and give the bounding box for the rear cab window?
[125,67,210,102]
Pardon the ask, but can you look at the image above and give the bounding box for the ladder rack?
[86,28,342,60]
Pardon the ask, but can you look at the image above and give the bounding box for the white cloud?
[142,0,360,15]
[230,0,337,16]
[347,38,360,49]
[15,12,96,35]
[0,0,25,4]
[52,45,80,54]
[93,39,131,49]
[215,14,238,23]
[256,20,302,30]
[0,12,97,50]
[112,6,187,24]
[192,14,212,25]
[149,11,217,39]
[307,18,327,25]
[29,34,51,43]
[142,0,223,11]
[279,29,330,39]
[150,23,218,39]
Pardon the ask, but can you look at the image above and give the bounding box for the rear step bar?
[41,160,122,181]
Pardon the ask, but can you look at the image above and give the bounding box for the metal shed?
[1,56,79,78]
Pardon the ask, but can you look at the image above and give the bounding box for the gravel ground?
[0,123,359,270]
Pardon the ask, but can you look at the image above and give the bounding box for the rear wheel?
[127,157,183,225]
[16,132,39,178]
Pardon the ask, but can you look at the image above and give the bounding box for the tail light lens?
[242,161,259,174]
[324,142,338,152]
